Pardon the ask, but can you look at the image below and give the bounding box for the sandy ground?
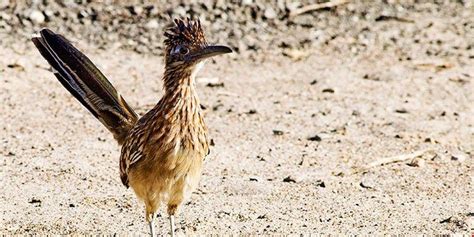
[1,16,473,235]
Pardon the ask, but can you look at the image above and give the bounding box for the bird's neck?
[163,69,195,95]
[159,62,204,117]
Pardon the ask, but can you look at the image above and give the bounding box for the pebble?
[282,48,310,61]
[241,0,253,6]
[28,198,41,204]
[247,109,257,114]
[273,130,284,136]
[395,109,409,114]
[132,6,143,15]
[451,152,468,162]
[44,9,54,18]
[283,174,304,183]
[264,7,277,19]
[249,176,261,182]
[360,179,375,189]
[315,180,325,188]
[29,10,45,24]
[145,19,159,29]
[206,82,225,88]
[0,12,11,21]
[408,157,425,167]
[0,1,470,63]
[307,135,322,142]
[286,2,300,11]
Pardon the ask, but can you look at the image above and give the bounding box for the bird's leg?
[149,212,156,237]
[145,200,158,237]
[167,177,185,236]
[169,214,176,237]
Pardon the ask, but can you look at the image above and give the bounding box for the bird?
[31,18,232,236]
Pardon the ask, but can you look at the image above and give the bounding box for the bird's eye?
[179,46,189,55]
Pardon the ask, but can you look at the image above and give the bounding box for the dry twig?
[354,149,432,173]
[290,0,350,17]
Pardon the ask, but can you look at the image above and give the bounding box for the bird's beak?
[187,45,232,61]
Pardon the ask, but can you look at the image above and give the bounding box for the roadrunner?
[32,18,232,236]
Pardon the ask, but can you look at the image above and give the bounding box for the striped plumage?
[32,18,232,236]
[32,30,138,144]
[120,61,210,218]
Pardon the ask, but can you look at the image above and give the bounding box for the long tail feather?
[32,29,138,144]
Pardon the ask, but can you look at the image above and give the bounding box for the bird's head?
[164,18,232,69]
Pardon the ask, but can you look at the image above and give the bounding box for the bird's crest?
[164,18,207,49]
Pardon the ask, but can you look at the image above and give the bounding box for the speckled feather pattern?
[119,65,209,187]
[119,19,210,219]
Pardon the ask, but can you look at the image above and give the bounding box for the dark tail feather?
[32,29,138,144]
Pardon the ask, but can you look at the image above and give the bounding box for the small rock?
[44,9,54,18]
[132,6,143,15]
[145,19,159,29]
[62,0,76,7]
[97,137,106,142]
[249,176,260,182]
[283,175,304,183]
[207,82,225,88]
[322,88,334,93]
[315,180,325,188]
[395,109,408,114]
[212,103,223,111]
[69,203,75,207]
[246,109,257,114]
[286,2,300,11]
[360,180,375,189]
[243,35,257,49]
[29,10,45,24]
[0,12,11,20]
[282,48,310,61]
[273,130,284,136]
[29,198,41,204]
[7,63,24,71]
[362,74,380,81]
[408,157,425,167]
[241,0,253,5]
[439,214,469,230]
[299,156,310,166]
[451,152,468,162]
[307,135,321,142]
[264,7,277,19]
